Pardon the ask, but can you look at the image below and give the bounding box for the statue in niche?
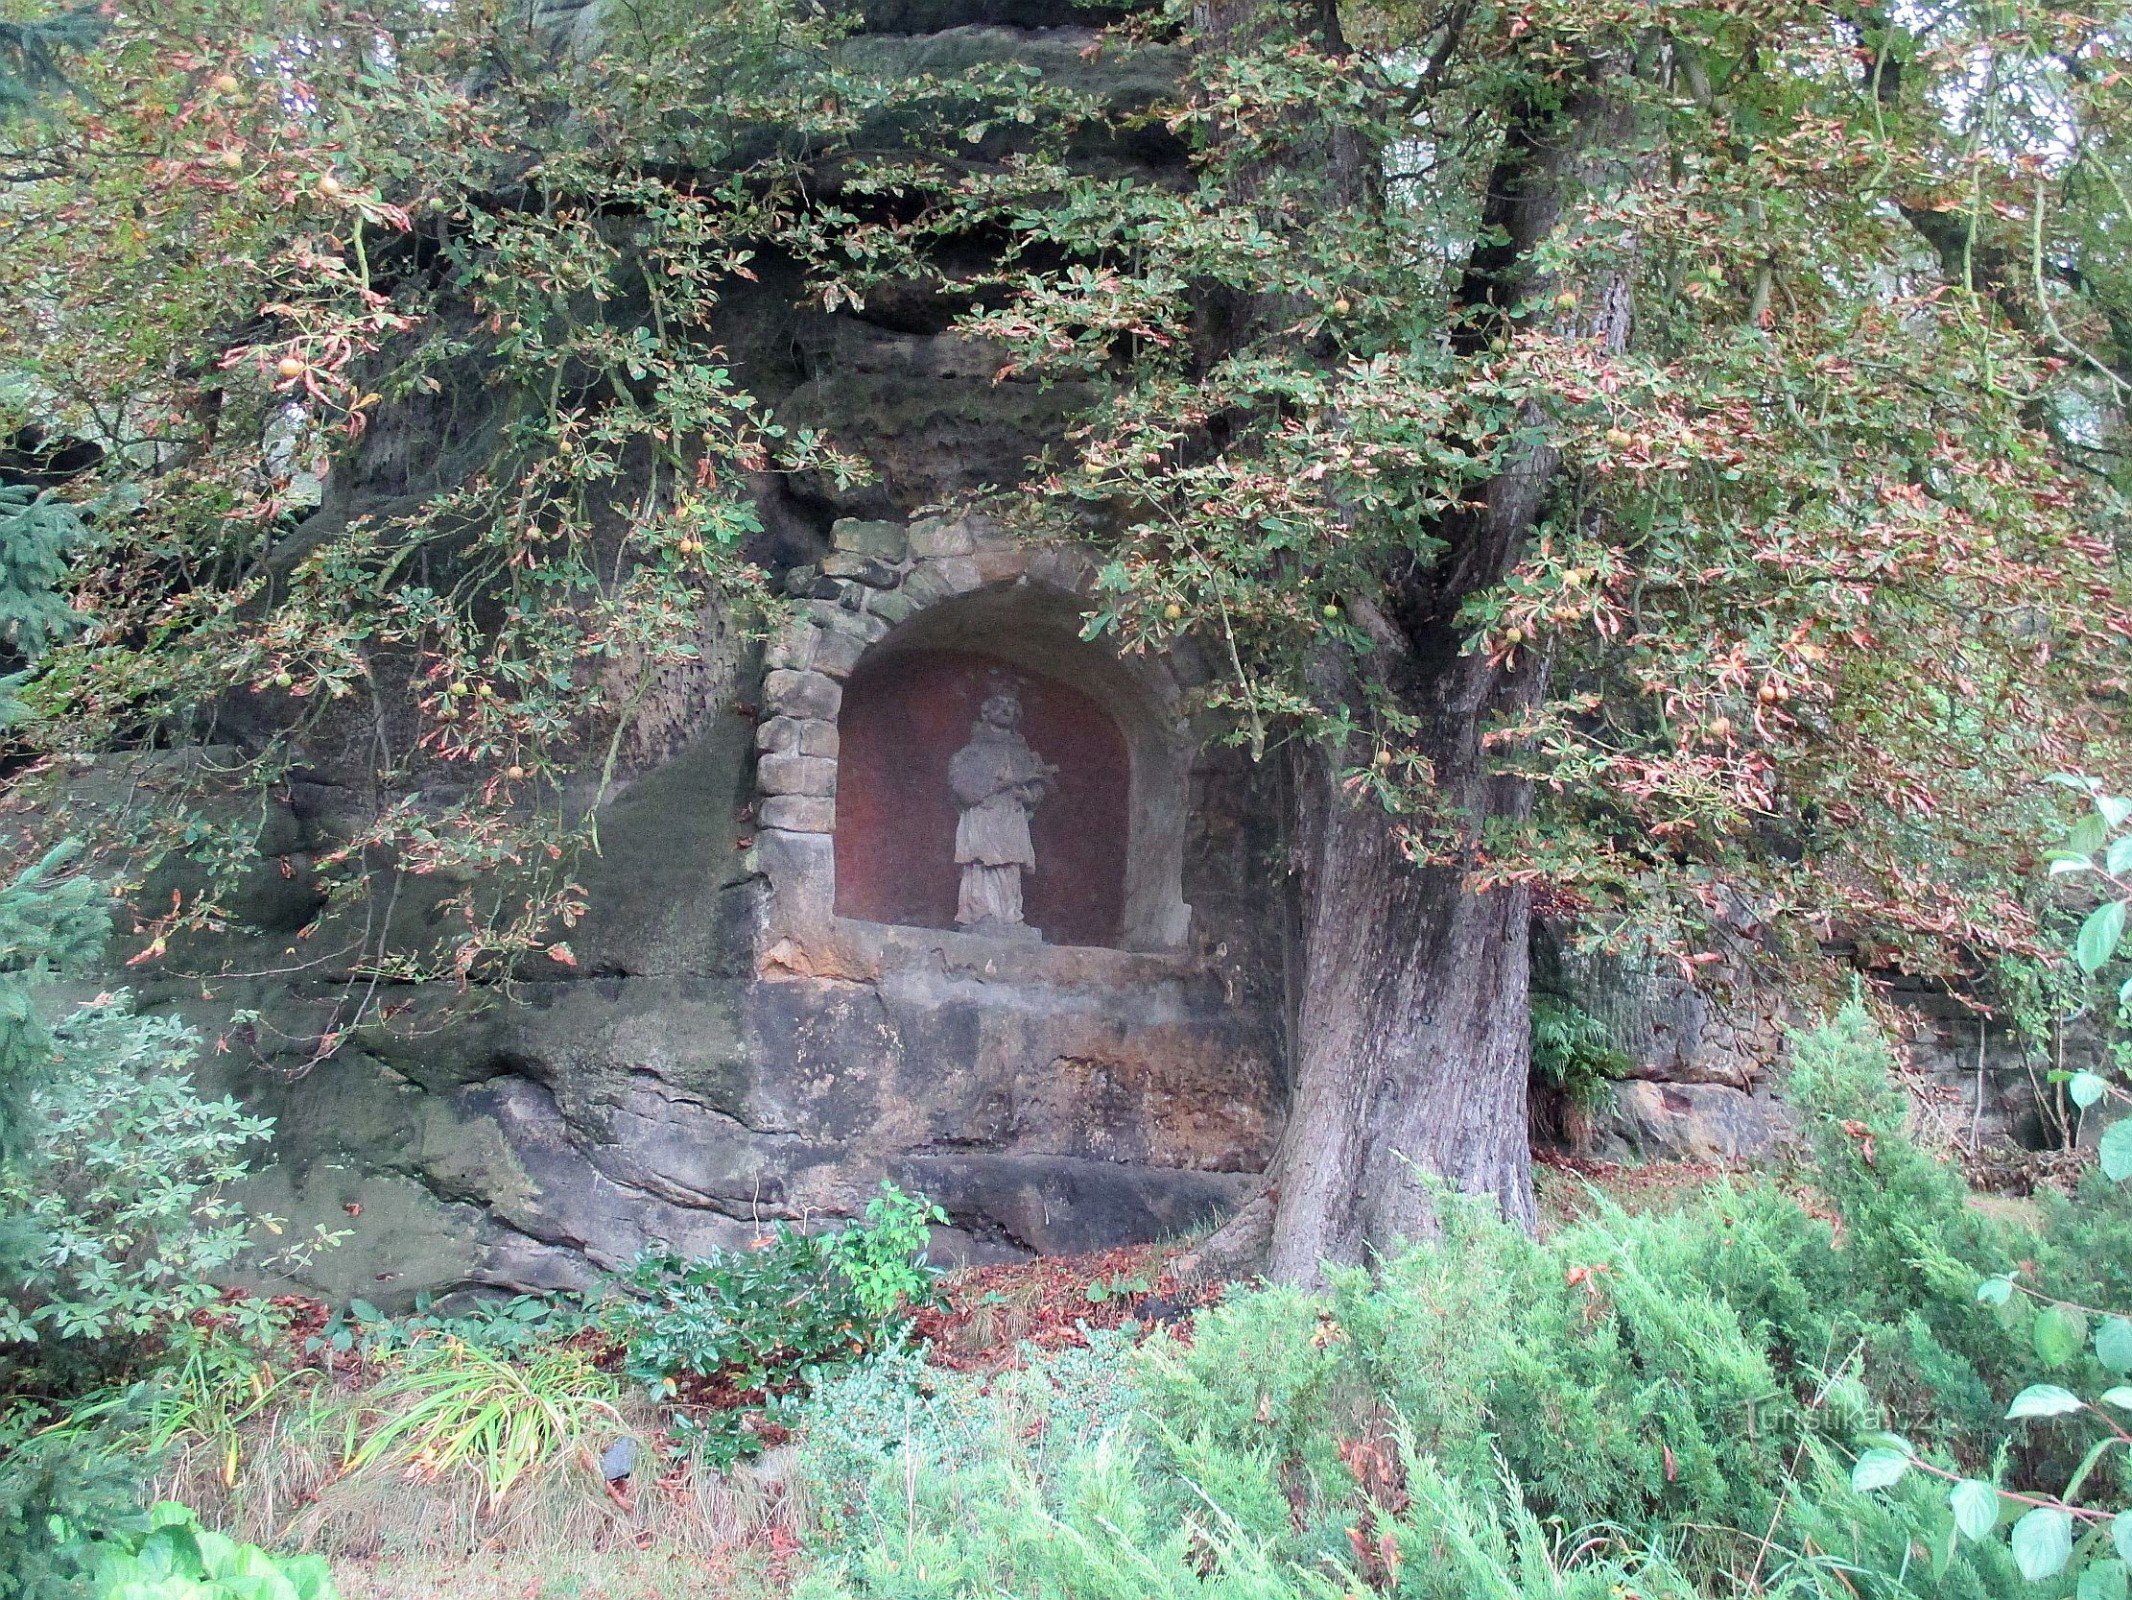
[948,685,1058,941]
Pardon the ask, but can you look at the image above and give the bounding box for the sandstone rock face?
[155,608,1286,1301]
[1602,1081,1799,1165]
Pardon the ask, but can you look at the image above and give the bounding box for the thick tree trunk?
[1265,749,1541,1279]
[1193,50,1644,1284]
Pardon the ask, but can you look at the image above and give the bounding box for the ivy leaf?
[2012,1507,2074,1581]
[2078,901,2128,974]
[2103,1120,2132,1183]
[2072,1072,2112,1110]
[1852,1448,1912,1492]
[2008,1384,2084,1418]
[2037,1307,2090,1369]
[1950,1479,2000,1540]
[2083,1560,2131,1600]
[2099,1319,2132,1374]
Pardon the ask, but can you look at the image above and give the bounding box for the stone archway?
[749,514,1193,971]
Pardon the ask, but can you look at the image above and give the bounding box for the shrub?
[791,995,2124,1598]
[0,997,270,1358]
[607,1182,944,1468]
[0,845,293,1399]
[84,1500,336,1600]
[0,1424,143,1600]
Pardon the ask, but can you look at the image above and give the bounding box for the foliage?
[0,1424,143,1600]
[1847,780,2132,1591]
[1529,993,1632,1111]
[0,486,84,660]
[782,1002,2132,1598]
[608,1183,944,1467]
[308,1287,592,1361]
[0,842,290,1400]
[83,1500,336,1600]
[0,0,2111,1020]
[0,992,272,1374]
[0,840,107,1155]
[0,3,101,122]
[337,1337,629,1508]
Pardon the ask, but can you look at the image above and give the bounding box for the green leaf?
[2082,1560,2130,1600]
[2102,795,2132,830]
[2099,1319,2132,1373]
[2103,1120,2132,1182]
[2072,1072,2112,1110]
[2009,1384,2084,1418]
[349,1298,382,1323]
[1852,1447,1912,1492]
[1950,1478,2000,1539]
[2037,1307,2090,1368]
[2012,1506,2074,1580]
[2102,1387,2132,1409]
[2117,1510,2132,1564]
[2078,901,2128,974]
[2110,835,2132,875]
[1978,1275,2016,1306]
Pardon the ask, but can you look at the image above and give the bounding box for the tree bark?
[1195,50,1644,1285]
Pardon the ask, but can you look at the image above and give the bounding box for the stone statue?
[948,686,1058,940]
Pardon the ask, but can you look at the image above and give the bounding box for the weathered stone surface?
[1599,1081,1798,1164]
[762,668,843,721]
[933,556,984,594]
[757,716,839,758]
[764,617,817,672]
[822,552,902,587]
[811,629,868,679]
[866,589,916,626]
[893,1153,1256,1254]
[760,793,837,832]
[758,753,837,797]
[908,516,974,559]
[806,600,891,643]
[898,565,954,611]
[830,518,910,561]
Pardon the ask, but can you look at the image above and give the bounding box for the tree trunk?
[1195,52,1644,1284]
[1265,731,1542,1280]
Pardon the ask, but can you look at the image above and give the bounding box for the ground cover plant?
[6,982,2132,1599]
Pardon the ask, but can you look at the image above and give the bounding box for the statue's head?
[979,690,1021,729]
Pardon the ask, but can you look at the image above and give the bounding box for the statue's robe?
[948,726,1047,928]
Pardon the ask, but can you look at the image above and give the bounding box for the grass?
[331,1544,788,1600]
[337,1339,628,1508]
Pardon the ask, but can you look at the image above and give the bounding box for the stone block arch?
[750,514,1194,972]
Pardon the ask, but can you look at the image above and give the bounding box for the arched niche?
[751,520,1195,964]
[836,651,1130,946]
[836,582,1192,953]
